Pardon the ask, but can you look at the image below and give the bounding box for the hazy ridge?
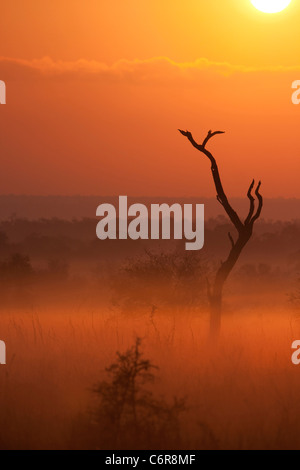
[0,195,299,221]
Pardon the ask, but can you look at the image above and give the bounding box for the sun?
[250,0,292,13]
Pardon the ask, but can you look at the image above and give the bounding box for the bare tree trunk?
[179,129,263,337]
[209,293,222,338]
[208,231,252,336]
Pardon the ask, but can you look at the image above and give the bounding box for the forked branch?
[178,129,263,234]
[245,180,255,225]
[251,182,263,225]
[178,129,244,233]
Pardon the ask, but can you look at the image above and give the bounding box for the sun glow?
[250,0,292,13]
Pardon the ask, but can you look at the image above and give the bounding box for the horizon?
[0,194,299,221]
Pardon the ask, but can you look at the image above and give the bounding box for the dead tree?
[179,129,263,337]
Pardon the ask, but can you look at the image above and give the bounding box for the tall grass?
[0,302,300,449]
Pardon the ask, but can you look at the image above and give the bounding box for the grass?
[0,300,300,449]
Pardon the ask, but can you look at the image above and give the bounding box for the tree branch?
[228,232,235,248]
[202,130,225,148]
[244,179,255,226]
[178,129,244,233]
[217,195,223,206]
[178,130,204,153]
[250,181,263,225]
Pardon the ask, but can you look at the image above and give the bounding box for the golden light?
[250,0,292,13]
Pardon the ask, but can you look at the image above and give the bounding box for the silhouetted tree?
[92,338,186,449]
[179,129,263,337]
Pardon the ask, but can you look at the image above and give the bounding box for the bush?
[90,339,186,449]
[112,248,209,313]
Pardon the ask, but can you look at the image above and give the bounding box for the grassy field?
[1,298,300,450]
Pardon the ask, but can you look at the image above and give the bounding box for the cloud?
[1,56,300,83]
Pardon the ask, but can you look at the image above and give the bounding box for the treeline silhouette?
[0,216,299,308]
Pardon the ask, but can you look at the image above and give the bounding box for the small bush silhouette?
[112,249,209,313]
[0,253,33,283]
[91,338,186,449]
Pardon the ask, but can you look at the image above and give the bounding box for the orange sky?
[0,0,300,197]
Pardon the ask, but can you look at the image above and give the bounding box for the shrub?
[91,339,186,449]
